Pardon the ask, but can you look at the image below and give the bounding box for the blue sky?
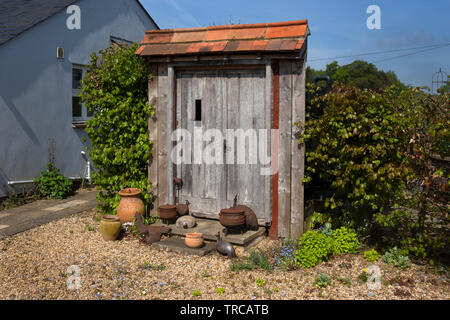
[140,0,449,87]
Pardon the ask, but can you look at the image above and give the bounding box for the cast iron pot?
[219,207,245,228]
[159,204,177,221]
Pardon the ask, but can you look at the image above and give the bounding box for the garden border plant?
[297,83,449,262]
[80,43,154,214]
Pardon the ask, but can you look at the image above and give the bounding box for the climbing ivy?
[80,43,154,213]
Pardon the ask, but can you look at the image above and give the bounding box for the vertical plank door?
[176,70,224,215]
[224,69,268,220]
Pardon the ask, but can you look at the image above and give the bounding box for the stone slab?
[152,237,216,256]
[153,218,266,246]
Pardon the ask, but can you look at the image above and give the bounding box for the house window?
[72,65,92,124]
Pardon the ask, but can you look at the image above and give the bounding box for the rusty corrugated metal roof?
[136,19,309,57]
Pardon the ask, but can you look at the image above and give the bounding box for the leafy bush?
[231,250,273,272]
[34,163,73,199]
[382,247,411,269]
[332,227,360,255]
[314,273,331,288]
[317,222,333,237]
[363,249,380,262]
[298,83,449,259]
[298,84,410,221]
[81,43,153,214]
[248,250,273,272]
[295,231,334,268]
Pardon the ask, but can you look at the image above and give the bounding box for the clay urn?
[117,188,145,223]
[99,215,122,241]
[185,233,204,248]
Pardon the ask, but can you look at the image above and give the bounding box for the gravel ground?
[0,209,448,300]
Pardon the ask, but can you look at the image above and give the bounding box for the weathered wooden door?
[222,69,268,220]
[176,70,225,215]
[176,68,269,220]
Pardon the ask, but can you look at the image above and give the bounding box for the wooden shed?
[136,19,310,239]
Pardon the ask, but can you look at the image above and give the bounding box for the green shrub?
[295,231,334,268]
[299,83,449,259]
[34,163,73,199]
[314,273,331,288]
[382,247,411,269]
[81,43,153,214]
[332,227,360,255]
[248,250,273,272]
[231,250,273,272]
[298,84,411,222]
[317,222,333,237]
[363,249,380,262]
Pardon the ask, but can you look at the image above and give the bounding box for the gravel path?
[0,209,448,300]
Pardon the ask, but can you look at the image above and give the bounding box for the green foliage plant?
[295,231,334,268]
[216,287,225,296]
[373,88,449,259]
[363,249,380,262]
[299,83,449,259]
[339,276,351,287]
[306,60,406,91]
[314,273,331,288]
[192,290,201,297]
[317,222,333,237]
[231,250,273,272]
[382,247,411,269]
[298,84,410,221]
[358,271,368,284]
[248,250,273,272]
[81,43,154,214]
[34,163,73,199]
[230,260,257,272]
[255,278,266,287]
[332,227,360,255]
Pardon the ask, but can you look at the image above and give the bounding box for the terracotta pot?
[185,233,204,248]
[219,207,245,228]
[117,188,145,223]
[159,204,177,221]
[99,215,122,241]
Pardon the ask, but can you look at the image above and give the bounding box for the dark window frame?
[72,64,92,124]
